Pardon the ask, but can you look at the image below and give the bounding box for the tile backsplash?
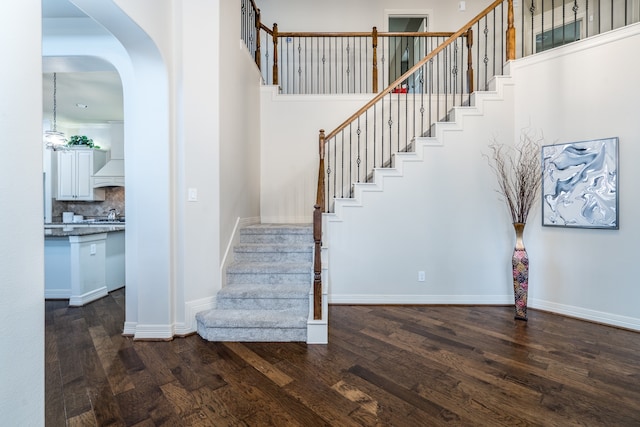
[52,187,125,221]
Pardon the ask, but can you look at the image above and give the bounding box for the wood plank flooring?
[46,290,640,426]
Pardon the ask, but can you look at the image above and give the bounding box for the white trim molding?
[329,294,513,305]
[531,298,640,332]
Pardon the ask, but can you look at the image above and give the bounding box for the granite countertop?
[45,225,125,237]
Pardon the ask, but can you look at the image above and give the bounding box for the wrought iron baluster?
[365,111,369,182]
[297,38,302,94]
[388,93,393,163]
[483,17,489,91]
[340,132,344,197]
[326,138,331,211]
[453,39,459,106]
[322,38,326,94]
[530,1,536,54]
[420,62,426,136]
[380,94,384,167]
[573,0,579,41]
[348,124,352,196]
[611,0,614,30]
[356,118,362,183]
[335,38,338,94]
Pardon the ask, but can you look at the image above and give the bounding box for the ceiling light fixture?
[44,73,67,151]
[75,103,88,109]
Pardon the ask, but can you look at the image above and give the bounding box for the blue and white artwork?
[542,137,618,229]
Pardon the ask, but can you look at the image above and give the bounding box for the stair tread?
[227,261,312,273]
[235,243,313,252]
[241,224,312,234]
[196,308,307,328]
[219,283,310,299]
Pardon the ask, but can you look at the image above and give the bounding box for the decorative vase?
[512,222,529,321]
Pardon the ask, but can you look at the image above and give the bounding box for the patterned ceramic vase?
[512,222,529,320]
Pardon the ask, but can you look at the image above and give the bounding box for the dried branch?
[485,129,543,224]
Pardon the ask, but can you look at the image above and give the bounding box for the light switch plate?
[188,188,198,202]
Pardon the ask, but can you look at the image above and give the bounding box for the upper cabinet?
[56,148,107,201]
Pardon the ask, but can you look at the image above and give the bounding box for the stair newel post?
[273,23,279,87]
[372,27,378,93]
[466,28,474,96]
[506,0,516,61]
[313,130,326,320]
[255,8,261,69]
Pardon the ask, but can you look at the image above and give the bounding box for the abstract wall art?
[542,137,619,229]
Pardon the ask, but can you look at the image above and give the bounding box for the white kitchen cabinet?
[56,148,107,201]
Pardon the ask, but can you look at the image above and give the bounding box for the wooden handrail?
[260,23,273,36]
[275,31,458,38]
[324,0,507,141]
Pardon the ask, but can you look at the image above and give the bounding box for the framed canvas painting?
[542,137,618,229]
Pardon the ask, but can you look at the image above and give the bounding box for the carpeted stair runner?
[196,224,312,342]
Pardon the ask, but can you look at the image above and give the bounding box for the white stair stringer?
[323,74,516,305]
[330,75,515,218]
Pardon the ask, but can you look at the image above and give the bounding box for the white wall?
[259,0,485,32]
[317,26,640,331]
[511,23,640,329]
[0,1,44,424]
[260,90,374,222]
[219,0,262,255]
[324,79,517,305]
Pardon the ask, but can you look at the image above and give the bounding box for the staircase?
[196,224,313,342]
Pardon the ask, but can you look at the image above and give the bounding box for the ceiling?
[42,0,124,125]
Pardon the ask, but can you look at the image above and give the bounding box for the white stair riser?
[217,297,308,310]
[239,234,313,244]
[234,250,312,263]
[197,325,307,342]
[227,272,311,285]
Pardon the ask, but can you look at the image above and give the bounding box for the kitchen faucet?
[107,209,119,221]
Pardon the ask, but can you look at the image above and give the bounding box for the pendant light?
[44,73,67,150]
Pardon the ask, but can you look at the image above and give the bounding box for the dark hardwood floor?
[46,290,640,426]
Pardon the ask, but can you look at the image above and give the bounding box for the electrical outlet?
[90,243,96,255]
[418,271,426,282]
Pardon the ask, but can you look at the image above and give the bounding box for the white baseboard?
[123,321,137,336]
[45,288,71,299]
[175,295,216,335]
[530,298,640,332]
[328,294,513,305]
[69,286,108,307]
[132,323,175,340]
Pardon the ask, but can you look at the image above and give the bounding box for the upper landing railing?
[243,0,639,96]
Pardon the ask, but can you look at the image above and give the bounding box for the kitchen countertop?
[45,225,125,237]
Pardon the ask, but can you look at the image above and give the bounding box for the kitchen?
[43,69,126,306]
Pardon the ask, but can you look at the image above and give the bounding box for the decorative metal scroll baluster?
[530,1,535,55]
[552,0,555,48]
[297,38,302,94]
[492,9,497,78]
[453,41,459,107]
[348,124,353,195]
[571,0,589,40]
[483,18,489,90]
[356,119,362,183]
[340,132,344,197]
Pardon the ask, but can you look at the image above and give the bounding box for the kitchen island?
[45,225,125,306]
